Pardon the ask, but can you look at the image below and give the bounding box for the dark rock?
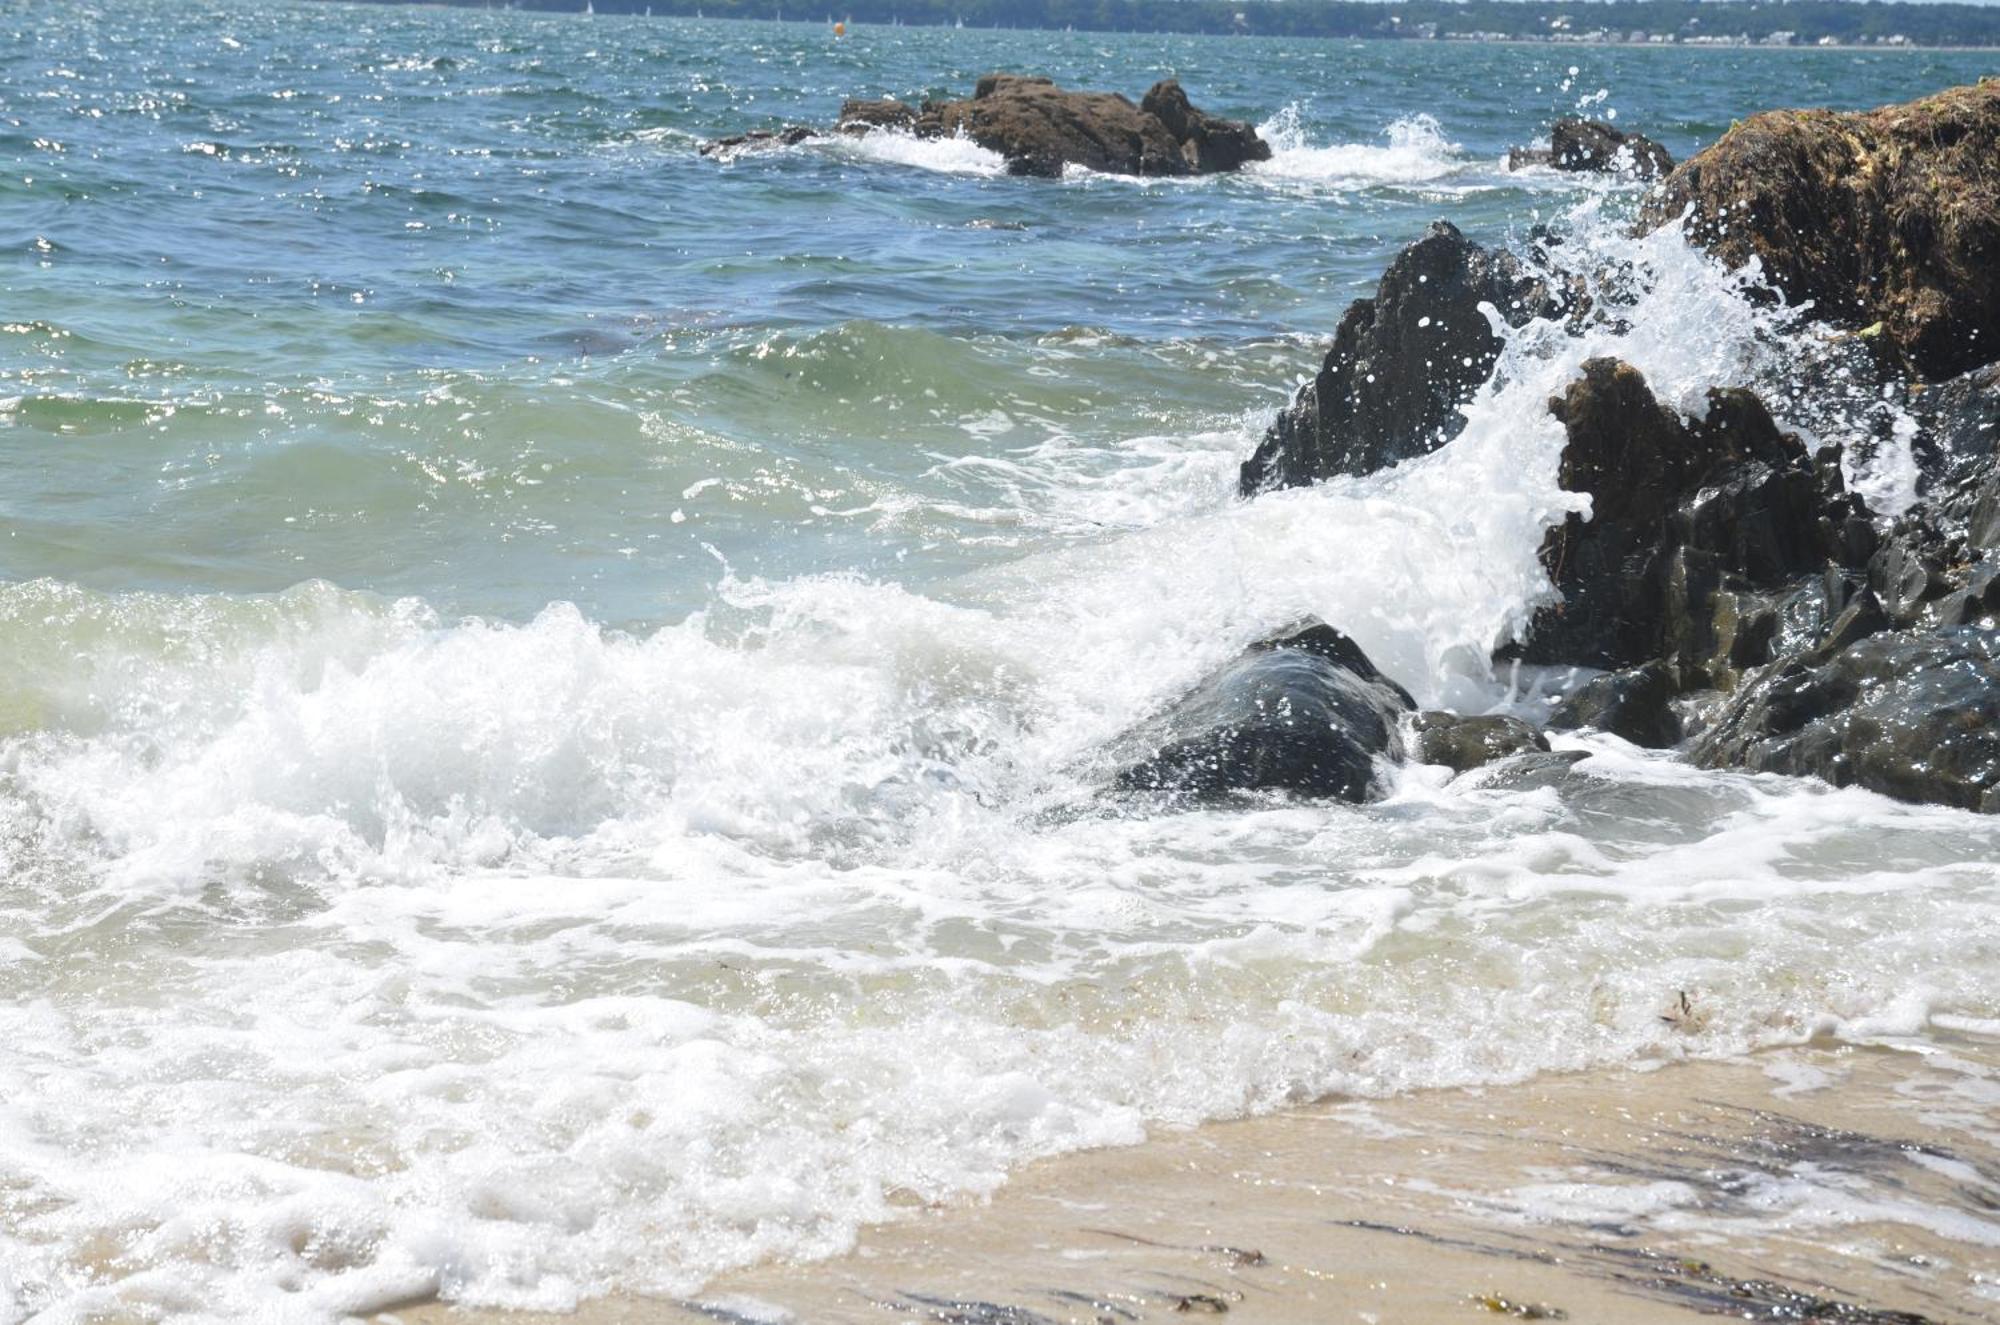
[1691,628,2000,812]
[1639,80,2000,381]
[1109,622,1413,803]
[1811,588,1892,659]
[837,98,918,132]
[921,74,1268,179]
[1411,712,1551,773]
[1909,362,2000,494]
[1508,118,1674,178]
[1549,660,1684,748]
[1951,472,2000,554]
[1869,528,1950,626]
[1905,364,2000,554]
[1769,569,1871,658]
[1522,358,1864,679]
[1934,563,2000,628]
[1239,221,1569,494]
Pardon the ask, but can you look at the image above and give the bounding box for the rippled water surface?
[3,2,1998,1319]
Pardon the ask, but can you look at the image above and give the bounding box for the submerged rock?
[1640,79,2000,381]
[707,76,1270,180]
[1464,748,1593,793]
[1691,628,2000,812]
[698,125,816,158]
[1508,118,1674,178]
[1109,622,1413,803]
[1239,221,1568,494]
[1411,711,1550,773]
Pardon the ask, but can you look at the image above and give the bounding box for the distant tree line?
[334,0,2000,47]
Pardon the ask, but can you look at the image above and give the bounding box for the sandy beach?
[380,1034,2000,1325]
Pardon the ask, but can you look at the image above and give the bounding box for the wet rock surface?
[1522,358,1870,676]
[1518,353,2000,809]
[1109,622,1413,803]
[1239,221,1569,494]
[1640,80,2000,381]
[1508,117,1674,178]
[1691,628,2000,812]
[1411,712,1550,773]
[1909,363,2000,553]
[1548,661,1684,749]
[706,76,1269,179]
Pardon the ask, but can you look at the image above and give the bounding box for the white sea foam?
[2,197,1997,1323]
[1248,108,1470,190]
[823,126,1008,176]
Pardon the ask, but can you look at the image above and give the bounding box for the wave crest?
[1250,107,1467,188]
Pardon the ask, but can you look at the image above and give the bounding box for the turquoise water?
[4,3,2000,1319]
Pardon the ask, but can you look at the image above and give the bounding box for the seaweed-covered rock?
[923,75,1268,178]
[1691,628,2000,812]
[921,74,1184,177]
[1640,80,2000,381]
[1465,749,1593,793]
[837,98,918,132]
[1521,358,1868,677]
[1139,78,1270,174]
[1411,712,1550,772]
[1239,221,1568,494]
[1109,622,1414,802]
[1508,118,1674,178]
[1548,660,1683,748]
[710,76,1270,180]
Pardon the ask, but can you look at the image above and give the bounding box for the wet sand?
[381,1035,2000,1325]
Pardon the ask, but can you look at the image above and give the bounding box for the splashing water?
[2,6,1996,1319]
[1249,107,1471,189]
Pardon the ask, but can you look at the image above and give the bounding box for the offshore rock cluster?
[704,73,1270,177]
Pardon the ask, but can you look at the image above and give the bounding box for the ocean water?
[3,2,1999,1318]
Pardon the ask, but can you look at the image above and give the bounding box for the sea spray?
[1249,107,1471,189]
[4,11,1998,1317]
[7,192,2000,1317]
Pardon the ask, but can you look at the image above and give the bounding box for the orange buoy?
[833,20,845,35]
